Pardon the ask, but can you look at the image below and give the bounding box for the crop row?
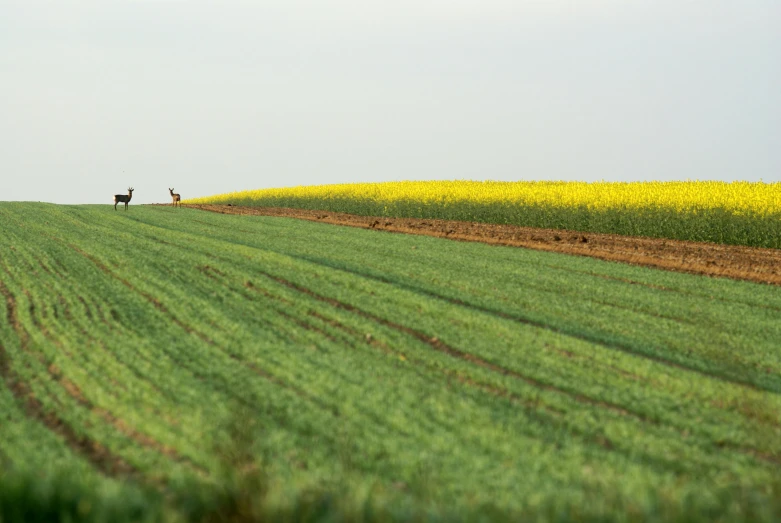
[1,202,781,521]
[186,180,781,248]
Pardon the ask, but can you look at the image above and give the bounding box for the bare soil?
[185,204,781,286]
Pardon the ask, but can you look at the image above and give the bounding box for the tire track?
[289,256,776,394]
[47,216,781,469]
[1,251,208,477]
[256,271,781,468]
[240,277,651,461]
[67,243,342,420]
[22,279,203,459]
[248,272,659,400]
[0,280,140,478]
[104,214,781,464]
[240,274,781,473]
[252,270,644,420]
[244,278,571,419]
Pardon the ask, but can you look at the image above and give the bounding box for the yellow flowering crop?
[186,181,781,248]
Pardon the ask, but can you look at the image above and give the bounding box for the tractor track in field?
[22,290,201,471]
[154,224,779,410]
[196,250,781,455]
[241,275,635,433]
[231,273,651,460]
[2,274,208,478]
[185,205,781,287]
[254,270,648,421]
[65,242,343,420]
[248,271,781,469]
[4,248,210,476]
[265,250,774,394]
[241,275,625,449]
[311,258,779,393]
[180,205,781,390]
[0,281,141,478]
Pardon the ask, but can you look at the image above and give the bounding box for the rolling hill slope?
[1,202,780,522]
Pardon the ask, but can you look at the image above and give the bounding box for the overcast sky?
[1,1,779,204]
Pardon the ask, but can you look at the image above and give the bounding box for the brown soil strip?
[187,205,781,286]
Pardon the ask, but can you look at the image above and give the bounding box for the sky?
[1,1,779,204]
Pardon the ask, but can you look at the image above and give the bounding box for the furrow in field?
[65,289,186,406]
[295,258,772,393]
[246,301,643,462]
[253,270,657,421]
[544,264,781,313]
[226,269,775,473]
[240,273,587,447]
[65,241,343,424]
[249,282,571,421]
[51,366,206,474]
[2,241,209,476]
[209,268,339,346]
[229,257,669,413]
[66,243,217,344]
[121,209,781,445]
[0,281,140,478]
[252,269,781,468]
[20,268,201,458]
[242,277,632,437]
[305,309,584,426]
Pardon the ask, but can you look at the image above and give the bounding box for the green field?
[1,202,781,522]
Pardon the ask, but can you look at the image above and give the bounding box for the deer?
[113,187,134,211]
[169,188,181,207]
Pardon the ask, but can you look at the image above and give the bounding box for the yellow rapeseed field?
[186,181,781,248]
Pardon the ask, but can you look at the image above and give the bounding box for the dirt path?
[185,204,781,286]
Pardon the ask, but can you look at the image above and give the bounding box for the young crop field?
[1,202,781,522]
[186,180,781,249]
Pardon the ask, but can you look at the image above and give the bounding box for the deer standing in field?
[169,188,181,207]
[113,187,134,211]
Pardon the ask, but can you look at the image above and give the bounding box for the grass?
[1,202,780,522]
